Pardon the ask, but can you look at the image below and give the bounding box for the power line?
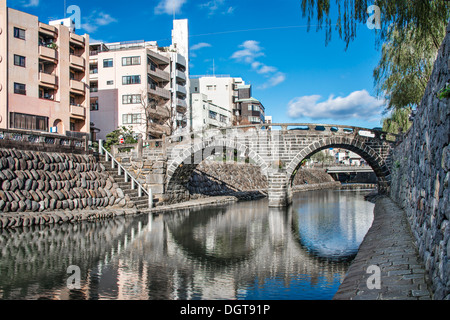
[155,24,319,42]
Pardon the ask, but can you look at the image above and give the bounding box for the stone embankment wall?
[0,148,129,229]
[390,23,450,299]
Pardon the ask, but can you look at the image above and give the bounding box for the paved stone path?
[334,196,433,300]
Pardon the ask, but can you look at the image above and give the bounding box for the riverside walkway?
[334,196,433,300]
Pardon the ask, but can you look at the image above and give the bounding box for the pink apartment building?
[0,1,90,138]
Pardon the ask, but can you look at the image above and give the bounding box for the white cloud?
[232,40,285,89]
[287,90,386,121]
[82,11,117,33]
[200,0,234,16]
[259,72,286,89]
[231,40,264,63]
[191,42,212,51]
[23,0,39,7]
[155,0,187,15]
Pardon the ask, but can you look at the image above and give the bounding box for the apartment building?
[191,93,231,130]
[0,1,90,137]
[89,19,190,141]
[190,75,266,126]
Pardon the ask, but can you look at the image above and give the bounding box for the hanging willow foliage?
[300,0,450,49]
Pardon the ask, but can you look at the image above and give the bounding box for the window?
[14,83,26,95]
[122,113,142,125]
[103,58,113,68]
[122,94,142,104]
[106,80,114,85]
[90,98,99,111]
[14,27,25,40]
[122,75,141,85]
[248,116,260,123]
[220,115,227,123]
[206,85,216,91]
[122,56,141,66]
[10,112,48,132]
[14,55,26,67]
[209,111,217,120]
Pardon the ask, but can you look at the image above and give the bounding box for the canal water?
[0,189,374,300]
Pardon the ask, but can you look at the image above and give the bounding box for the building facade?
[89,20,190,141]
[0,1,90,137]
[190,76,266,126]
[191,93,231,130]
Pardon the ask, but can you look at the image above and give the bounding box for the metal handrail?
[99,141,153,209]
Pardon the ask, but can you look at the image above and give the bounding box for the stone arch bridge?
[162,123,399,207]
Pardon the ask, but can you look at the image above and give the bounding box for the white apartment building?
[89,19,190,141]
[190,76,245,118]
[191,93,231,131]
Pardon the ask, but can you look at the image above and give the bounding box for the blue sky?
[9,0,387,128]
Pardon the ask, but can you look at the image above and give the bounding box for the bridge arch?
[165,138,269,203]
[285,136,392,193]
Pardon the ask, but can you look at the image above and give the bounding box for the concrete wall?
[390,22,450,299]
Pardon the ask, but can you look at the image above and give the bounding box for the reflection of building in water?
[0,192,371,300]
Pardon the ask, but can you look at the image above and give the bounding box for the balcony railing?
[70,80,85,94]
[70,104,86,118]
[148,66,170,82]
[148,85,171,100]
[70,33,85,47]
[39,72,58,87]
[39,45,58,60]
[70,55,85,70]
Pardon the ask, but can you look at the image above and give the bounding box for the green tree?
[300,0,450,49]
[373,24,445,110]
[104,126,138,152]
[382,107,412,134]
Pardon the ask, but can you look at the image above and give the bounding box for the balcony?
[148,106,170,119]
[70,33,85,47]
[147,49,170,65]
[175,69,186,81]
[148,122,170,137]
[39,72,58,88]
[39,22,58,37]
[39,46,58,61]
[148,86,171,100]
[175,84,187,96]
[175,54,186,67]
[70,105,86,118]
[148,66,170,82]
[176,99,187,110]
[70,80,85,94]
[70,55,85,70]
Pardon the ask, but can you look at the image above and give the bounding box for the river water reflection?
[0,189,374,300]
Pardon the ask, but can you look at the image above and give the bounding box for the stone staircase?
[99,155,150,211]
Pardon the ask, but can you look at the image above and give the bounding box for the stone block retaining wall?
[0,148,128,227]
[390,23,450,299]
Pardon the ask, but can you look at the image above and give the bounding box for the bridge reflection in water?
[0,190,374,300]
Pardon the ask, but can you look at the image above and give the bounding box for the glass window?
[103,58,113,68]
[122,75,141,85]
[122,56,141,66]
[106,80,114,85]
[14,27,25,40]
[122,113,142,125]
[122,94,142,104]
[14,55,26,67]
[14,83,26,95]
[10,112,48,132]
